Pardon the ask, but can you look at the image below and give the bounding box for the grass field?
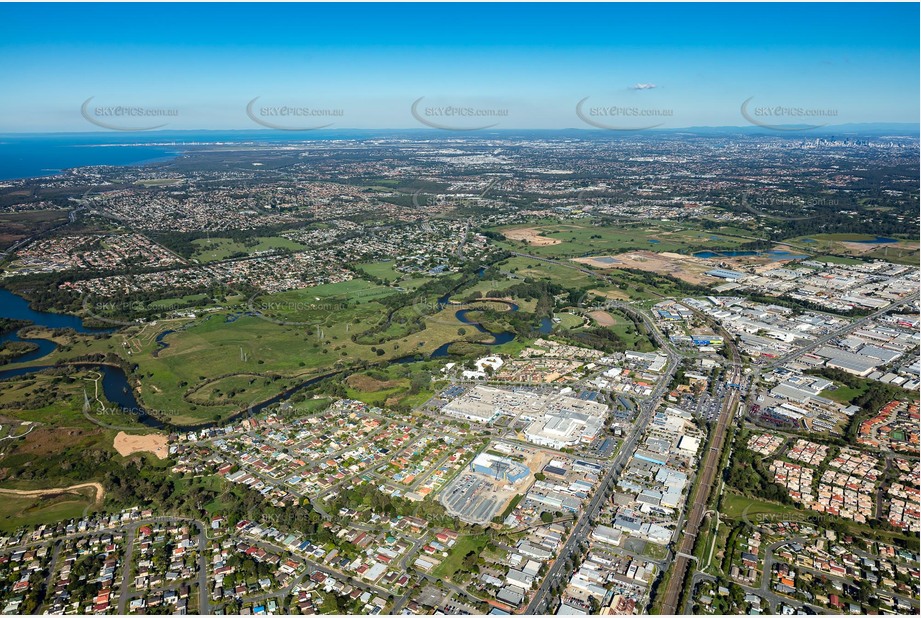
[499,256,595,288]
[356,261,403,281]
[820,381,867,404]
[722,491,919,551]
[553,312,585,329]
[791,234,919,265]
[432,533,489,579]
[642,540,669,561]
[269,279,398,305]
[804,233,898,242]
[9,259,606,426]
[0,493,92,532]
[148,293,209,309]
[462,278,519,298]
[813,254,865,265]
[190,236,306,262]
[345,373,409,406]
[0,368,146,431]
[721,492,802,520]
[0,209,70,252]
[607,310,656,352]
[863,245,920,265]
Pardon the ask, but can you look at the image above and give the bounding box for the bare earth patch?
[502,227,562,246]
[113,432,169,459]
[574,251,713,285]
[0,482,105,504]
[588,310,616,326]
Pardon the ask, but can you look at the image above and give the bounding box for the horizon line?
[2,122,919,138]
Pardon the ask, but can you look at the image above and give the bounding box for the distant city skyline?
[0,2,918,132]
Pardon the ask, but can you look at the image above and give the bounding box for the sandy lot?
[502,226,562,246]
[574,251,713,285]
[114,431,169,459]
[588,310,616,326]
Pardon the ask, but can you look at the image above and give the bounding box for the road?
[687,534,920,614]
[687,569,829,614]
[764,292,919,369]
[510,251,686,614]
[0,481,105,503]
[116,524,139,613]
[195,519,210,614]
[116,518,211,614]
[239,535,394,605]
[525,340,680,613]
[0,515,211,615]
[391,535,428,613]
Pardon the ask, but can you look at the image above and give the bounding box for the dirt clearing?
[0,481,105,504]
[574,251,713,285]
[588,310,616,326]
[502,227,562,246]
[113,432,169,459]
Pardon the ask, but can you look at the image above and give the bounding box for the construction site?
[440,442,551,525]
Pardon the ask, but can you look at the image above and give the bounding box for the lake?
[693,250,809,260]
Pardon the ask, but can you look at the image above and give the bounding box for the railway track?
[660,309,742,614]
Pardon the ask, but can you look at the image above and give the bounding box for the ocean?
[0,134,188,180]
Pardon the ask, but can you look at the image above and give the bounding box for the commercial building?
[470,453,530,484]
[524,410,604,450]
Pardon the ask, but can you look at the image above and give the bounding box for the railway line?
[659,308,742,614]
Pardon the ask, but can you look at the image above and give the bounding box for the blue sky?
[0,2,917,131]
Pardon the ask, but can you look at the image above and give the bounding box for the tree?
[409,371,431,394]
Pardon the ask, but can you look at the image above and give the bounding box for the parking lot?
[441,474,504,525]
